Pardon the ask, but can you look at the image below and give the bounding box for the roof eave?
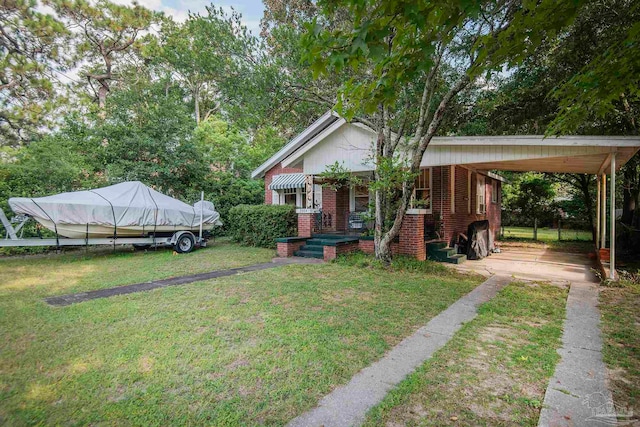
[250,110,340,179]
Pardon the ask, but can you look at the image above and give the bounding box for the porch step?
[426,242,466,264]
[300,244,324,252]
[294,250,324,259]
[427,241,449,251]
[443,254,467,264]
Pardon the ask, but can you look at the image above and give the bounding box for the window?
[476,175,486,214]
[492,180,498,203]
[353,184,369,212]
[411,168,431,211]
[282,188,297,206]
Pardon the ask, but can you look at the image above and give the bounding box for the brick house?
[251,110,640,268]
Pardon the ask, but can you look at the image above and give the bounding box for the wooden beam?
[598,153,613,175]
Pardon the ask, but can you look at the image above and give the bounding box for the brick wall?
[425,166,502,245]
[263,162,303,204]
[323,242,359,261]
[359,239,374,254]
[320,186,350,232]
[398,214,427,260]
[277,240,305,257]
[298,213,316,237]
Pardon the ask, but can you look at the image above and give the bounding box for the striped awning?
[269,173,306,190]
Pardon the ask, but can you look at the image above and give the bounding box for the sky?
[122,0,266,35]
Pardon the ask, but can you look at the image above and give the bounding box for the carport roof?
[253,110,640,176]
[426,136,640,174]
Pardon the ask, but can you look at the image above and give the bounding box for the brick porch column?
[398,212,426,260]
[297,209,320,237]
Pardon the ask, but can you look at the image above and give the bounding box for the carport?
[420,135,640,279]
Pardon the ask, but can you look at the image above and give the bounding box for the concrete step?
[444,254,467,264]
[300,244,324,252]
[429,247,457,261]
[305,239,326,246]
[426,241,448,251]
[294,250,324,259]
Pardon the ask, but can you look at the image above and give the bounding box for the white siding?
[302,123,376,175]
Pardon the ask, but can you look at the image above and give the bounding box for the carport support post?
[601,173,607,249]
[610,153,616,279]
[596,175,601,248]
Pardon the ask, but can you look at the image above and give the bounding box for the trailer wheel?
[174,233,195,253]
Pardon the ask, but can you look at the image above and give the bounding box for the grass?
[496,237,594,254]
[0,248,483,425]
[0,239,275,296]
[502,226,592,242]
[363,281,568,427]
[599,278,640,420]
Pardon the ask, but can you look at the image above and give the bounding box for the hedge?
[228,204,297,248]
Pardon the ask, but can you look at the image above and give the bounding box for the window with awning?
[268,173,306,190]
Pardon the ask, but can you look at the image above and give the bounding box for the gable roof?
[250,110,340,178]
[253,111,640,177]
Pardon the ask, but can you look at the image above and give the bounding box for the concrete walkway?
[45,257,322,306]
[538,280,617,426]
[287,275,511,427]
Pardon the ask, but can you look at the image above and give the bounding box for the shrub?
[228,204,297,248]
[335,251,450,275]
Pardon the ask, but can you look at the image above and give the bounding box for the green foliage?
[48,0,159,110]
[142,7,258,124]
[228,204,297,248]
[502,173,557,227]
[336,251,449,275]
[0,132,100,218]
[194,117,284,178]
[192,172,264,236]
[548,2,640,135]
[0,0,71,144]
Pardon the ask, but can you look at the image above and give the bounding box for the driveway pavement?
[450,242,599,283]
[449,242,616,426]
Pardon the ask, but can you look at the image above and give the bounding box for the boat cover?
[466,220,493,260]
[8,181,221,229]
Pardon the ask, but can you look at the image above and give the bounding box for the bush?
[335,251,450,275]
[228,204,297,248]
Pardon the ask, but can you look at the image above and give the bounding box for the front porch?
[278,208,443,262]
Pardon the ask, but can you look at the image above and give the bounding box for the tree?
[304,0,583,262]
[515,176,556,240]
[49,0,157,113]
[548,1,640,230]
[145,8,258,124]
[0,0,70,144]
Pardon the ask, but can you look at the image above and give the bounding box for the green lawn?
[0,239,276,296]
[0,247,483,425]
[502,226,592,242]
[600,279,640,420]
[364,281,568,426]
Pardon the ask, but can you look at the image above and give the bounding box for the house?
[251,111,640,274]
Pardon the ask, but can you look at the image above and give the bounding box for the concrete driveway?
[450,241,599,284]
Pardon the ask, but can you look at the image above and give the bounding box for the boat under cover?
[8,181,222,238]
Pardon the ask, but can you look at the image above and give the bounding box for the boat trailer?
[0,209,205,254]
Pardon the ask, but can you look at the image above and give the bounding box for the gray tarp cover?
[467,220,493,260]
[9,181,221,228]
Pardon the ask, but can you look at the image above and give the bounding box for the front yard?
[364,281,568,426]
[600,279,640,420]
[0,242,482,425]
